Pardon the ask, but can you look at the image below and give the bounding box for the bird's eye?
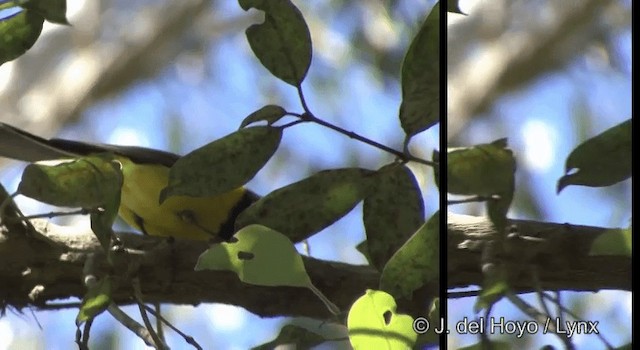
[177,210,197,224]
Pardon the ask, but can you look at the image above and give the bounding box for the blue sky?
[447,1,631,349]
[1,1,435,348]
[0,0,631,348]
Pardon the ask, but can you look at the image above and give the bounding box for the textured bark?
[447,213,631,293]
[0,214,630,320]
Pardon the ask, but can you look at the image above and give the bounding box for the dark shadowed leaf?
[363,164,425,271]
[160,126,281,202]
[399,2,440,143]
[0,8,44,66]
[240,105,288,128]
[239,0,312,86]
[557,119,631,193]
[380,212,438,300]
[447,0,466,14]
[236,168,374,242]
[19,0,69,24]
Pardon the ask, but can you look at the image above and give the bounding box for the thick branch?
[0,214,630,320]
[447,213,631,292]
[0,219,378,319]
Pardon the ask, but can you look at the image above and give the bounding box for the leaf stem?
[294,85,435,167]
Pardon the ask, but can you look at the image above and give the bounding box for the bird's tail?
[0,122,75,162]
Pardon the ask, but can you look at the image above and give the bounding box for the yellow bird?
[0,122,258,240]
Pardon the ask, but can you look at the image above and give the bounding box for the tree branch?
[0,214,630,321]
[447,213,631,292]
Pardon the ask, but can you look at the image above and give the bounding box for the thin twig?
[505,289,574,349]
[542,293,614,349]
[143,305,203,350]
[302,111,435,167]
[16,208,93,221]
[133,278,168,349]
[293,84,434,167]
[108,303,158,348]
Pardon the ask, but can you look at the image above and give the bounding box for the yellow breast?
[116,157,245,240]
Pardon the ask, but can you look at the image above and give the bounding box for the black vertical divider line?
[439,1,448,348]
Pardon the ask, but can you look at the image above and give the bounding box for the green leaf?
[251,324,326,350]
[399,2,440,142]
[195,224,311,288]
[347,290,416,350]
[363,164,424,271]
[18,0,69,24]
[160,126,281,202]
[239,0,312,86]
[415,298,440,347]
[18,154,123,209]
[0,8,44,66]
[589,226,632,257]
[445,138,516,197]
[17,154,122,249]
[76,276,113,325]
[474,267,508,313]
[447,0,466,14]
[558,119,631,193]
[240,105,288,128]
[380,213,438,300]
[236,168,374,242]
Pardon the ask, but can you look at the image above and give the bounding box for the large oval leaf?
[236,168,374,242]
[443,138,515,197]
[379,212,438,300]
[363,164,425,271]
[239,0,312,86]
[399,3,440,142]
[160,126,281,202]
[18,154,123,209]
[558,118,631,193]
[0,8,44,66]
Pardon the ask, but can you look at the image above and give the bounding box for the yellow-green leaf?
[347,289,416,350]
[195,224,311,288]
[474,267,508,313]
[18,154,123,209]
[589,227,632,257]
[76,276,113,325]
